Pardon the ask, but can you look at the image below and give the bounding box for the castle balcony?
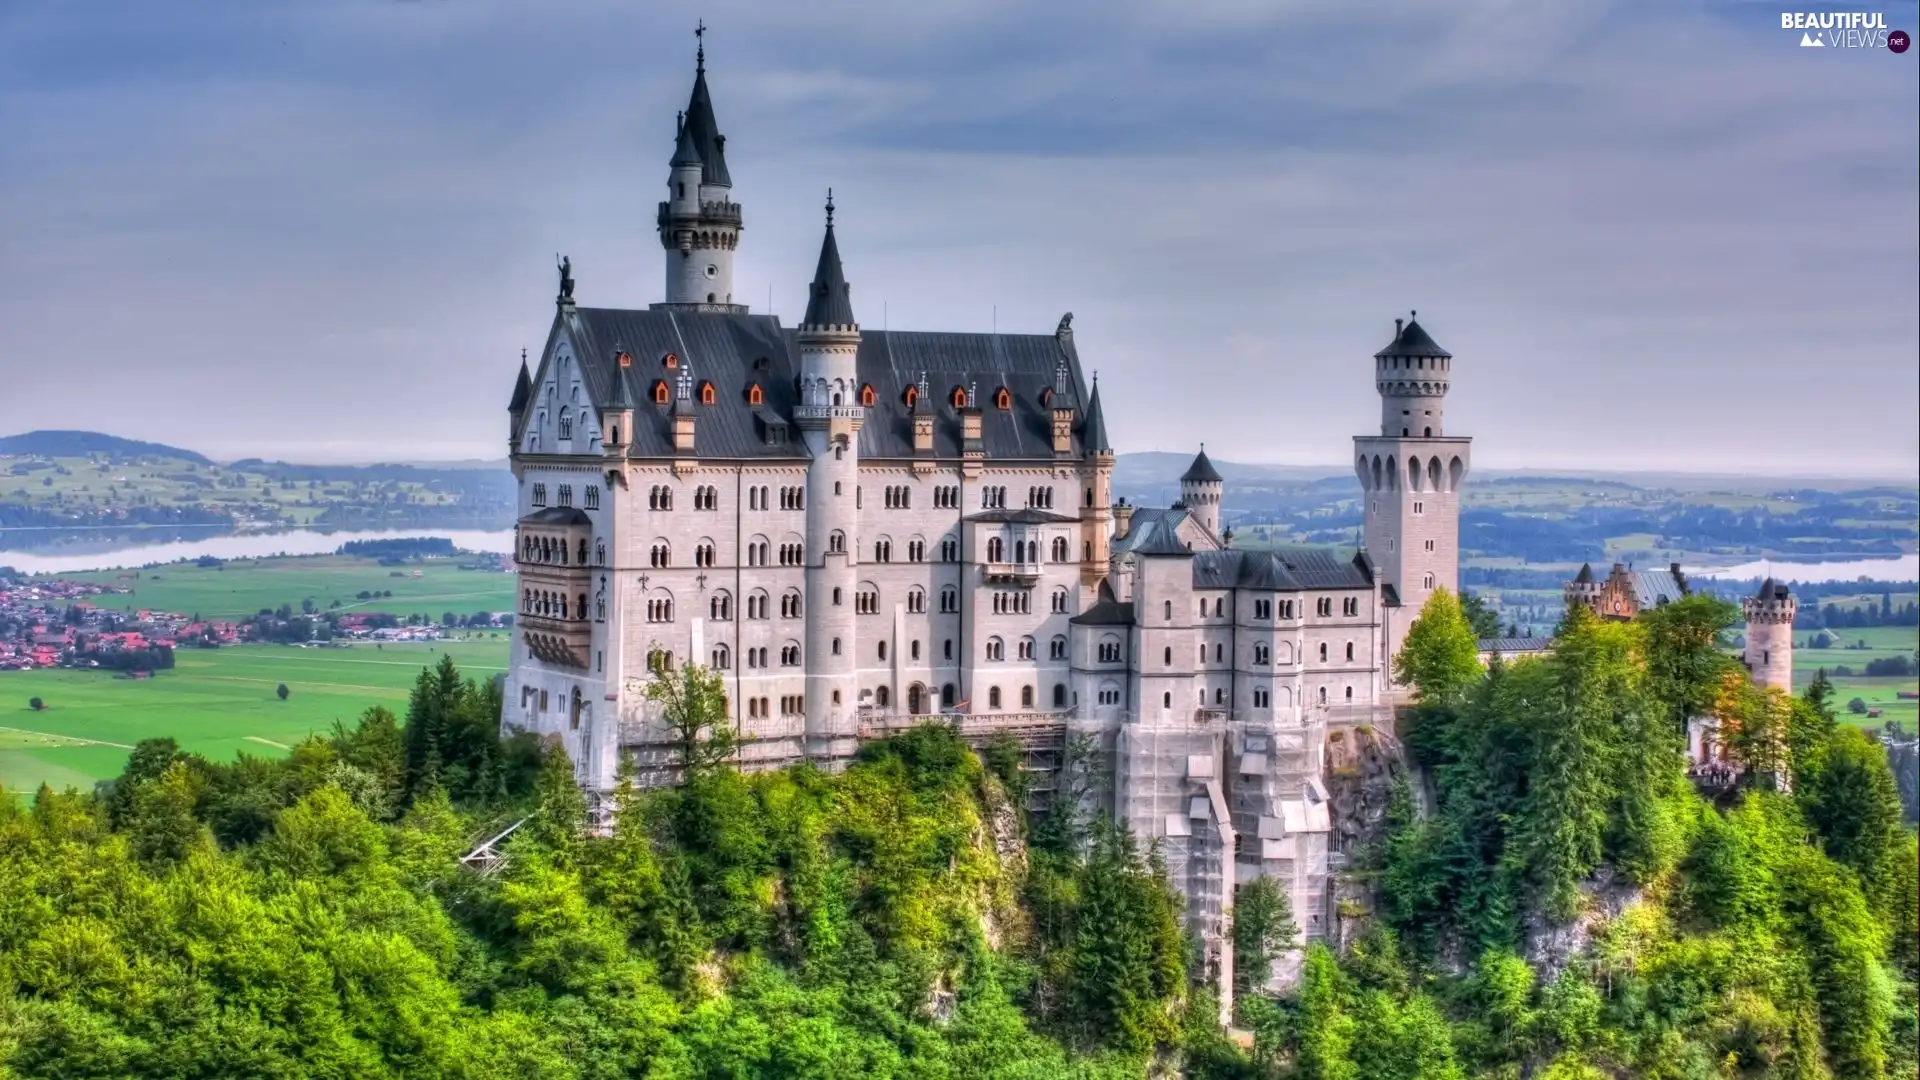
[655,200,743,227]
[518,613,590,670]
[858,709,1069,751]
[984,561,1042,585]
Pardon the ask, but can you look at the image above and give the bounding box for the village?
[0,572,495,673]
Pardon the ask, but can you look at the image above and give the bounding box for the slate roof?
[965,508,1080,524]
[1190,545,1374,592]
[1182,448,1222,484]
[1628,568,1688,608]
[669,114,703,168]
[1375,316,1451,359]
[541,307,1094,462]
[1755,577,1790,601]
[1070,598,1136,626]
[1133,526,1197,557]
[523,507,592,526]
[1478,636,1553,655]
[1573,562,1595,584]
[1112,507,1190,557]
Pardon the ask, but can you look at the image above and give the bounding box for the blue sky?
[1,0,1915,475]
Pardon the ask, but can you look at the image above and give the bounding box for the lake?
[1690,554,1919,584]
[2,529,516,576]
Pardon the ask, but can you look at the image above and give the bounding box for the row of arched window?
[979,684,1068,710]
[521,589,588,621]
[520,534,589,566]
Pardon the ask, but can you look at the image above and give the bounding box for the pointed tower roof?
[1374,311,1451,359]
[1081,375,1111,454]
[680,27,731,188]
[1182,446,1222,484]
[508,353,532,413]
[802,191,856,329]
[1573,562,1595,584]
[669,111,703,169]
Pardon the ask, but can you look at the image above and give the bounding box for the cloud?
[0,0,1913,475]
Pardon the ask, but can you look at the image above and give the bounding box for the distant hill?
[0,429,213,466]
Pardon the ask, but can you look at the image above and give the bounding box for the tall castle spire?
[802,189,856,329]
[656,23,743,311]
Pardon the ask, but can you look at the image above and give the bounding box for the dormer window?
[616,351,632,368]
[950,386,967,409]
[747,383,764,407]
[1040,387,1054,407]
[699,381,716,405]
[859,384,876,407]
[652,380,670,405]
[994,387,1012,410]
[663,352,679,370]
[903,385,918,409]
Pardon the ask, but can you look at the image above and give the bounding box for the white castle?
[501,38,1472,1012]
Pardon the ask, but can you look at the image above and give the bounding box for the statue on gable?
[557,256,575,301]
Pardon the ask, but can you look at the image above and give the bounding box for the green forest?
[0,592,1915,1078]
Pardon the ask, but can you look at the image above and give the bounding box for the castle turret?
[1743,579,1796,693]
[507,350,532,449]
[656,27,744,310]
[796,192,863,758]
[1354,312,1471,669]
[1079,371,1115,593]
[1180,446,1223,538]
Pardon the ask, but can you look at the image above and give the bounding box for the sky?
[1,0,1916,477]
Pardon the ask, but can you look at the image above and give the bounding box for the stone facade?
[499,44,1474,1021]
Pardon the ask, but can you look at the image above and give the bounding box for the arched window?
[1345,642,1354,661]
[829,531,846,554]
[907,587,926,614]
[986,636,1005,661]
[1164,600,1173,620]
[1020,685,1034,708]
[859,384,876,407]
[558,407,573,439]
[652,381,670,404]
[1051,587,1069,613]
[1254,643,1270,665]
[1319,643,1329,662]
[1052,683,1067,708]
[710,591,733,620]
[994,387,1011,410]
[988,686,1002,709]
[1017,636,1035,660]
[876,685,890,707]
[1051,536,1069,561]
[950,385,967,408]
[712,644,731,670]
[1098,636,1122,663]
[1164,646,1173,666]
[940,586,958,613]
[747,383,764,406]
[1318,686,1328,705]
[699,381,716,405]
[903,385,918,409]
[1050,635,1068,660]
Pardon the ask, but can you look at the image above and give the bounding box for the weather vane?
[825,187,835,227]
[695,20,705,68]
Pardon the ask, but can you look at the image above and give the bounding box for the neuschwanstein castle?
[501,37,1476,1010]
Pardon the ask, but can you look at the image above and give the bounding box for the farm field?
[47,553,518,621]
[1790,624,1919,729]
[0,639,510,797]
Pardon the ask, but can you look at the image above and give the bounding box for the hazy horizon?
[2,1,1916,475]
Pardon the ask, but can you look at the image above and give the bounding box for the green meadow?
[1791,624,1920,729]
[50,554,518,622]
[1,640,510,797]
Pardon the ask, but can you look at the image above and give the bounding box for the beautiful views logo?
[1781,11,1910,50]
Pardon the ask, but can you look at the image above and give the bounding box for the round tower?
[1375,311,1451,438]
[1743,579,1796,694]
[657,29,744,309]
[1180,446,1223,538]
[796,192,863,759]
